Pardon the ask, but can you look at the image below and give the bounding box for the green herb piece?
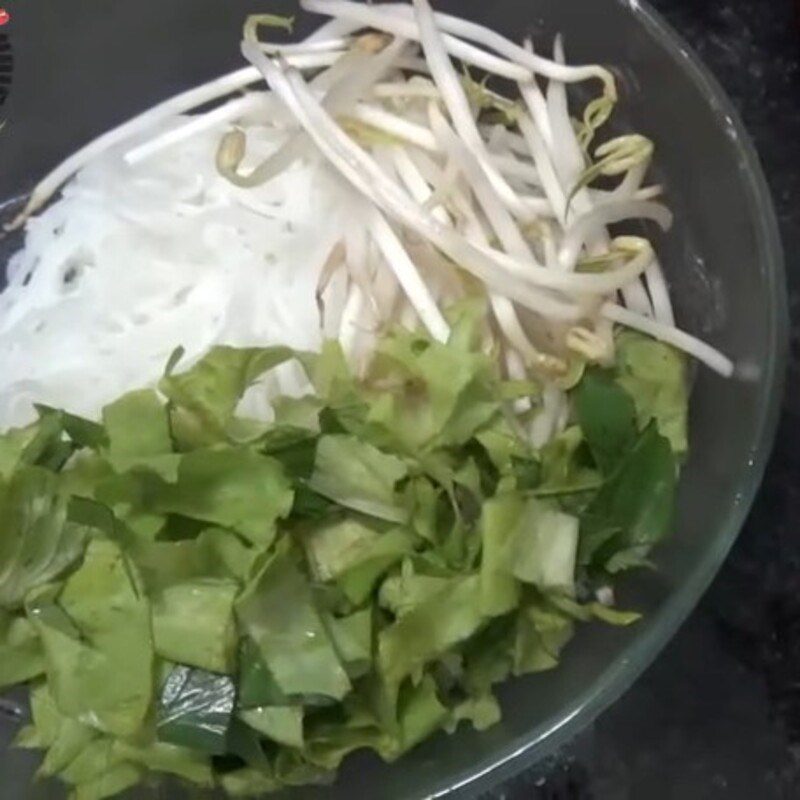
[157,665,236,754]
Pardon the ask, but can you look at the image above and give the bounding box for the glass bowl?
[0,0,786,797]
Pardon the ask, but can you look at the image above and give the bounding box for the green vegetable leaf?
[113,740,214,786]
[574,370,638,474]
[226,716,272,772]
[511,500,579,592]
[102,389,177,480]
[513,601,574,675]
[0,467,85,610]
[152,578,239,673]
[392,673,448,756]
[160,345,293,446]
[536,427,602,497]
[379,562,453,619]
[259,425,318,479]
[239,706,304,748]
[221,767,280,797]
[153,447,293,545]
[28,538,153,738]
[237,637,290,708]
[549,594,641,627]
[0,611,44,687]
[34,405,109,452]
[157,665,236,754]
[303,516,414,605]
[327,607,373,679]
[447,692,501,733]
[479,493,578,613]
[302,515,384,582]
[614,331,689,454]
[300,340,360,407]
[378,575,485,714]
[236,540,351,701]
[68,760,143,800]
[196,527,258,582]
[363,327,497,453]
[0,410,103,478]
[308,434,408,523]
[0,422,44,479]
[475,415,532,472]
[478,494,524,616]
[580,423,677,567]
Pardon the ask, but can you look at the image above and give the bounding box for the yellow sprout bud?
[566,327,613,364]
[216,129,246,175]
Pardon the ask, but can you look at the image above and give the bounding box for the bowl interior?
[0,0,785,798]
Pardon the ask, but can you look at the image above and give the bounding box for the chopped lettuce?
[363,327,498,453]
[0,611,44,687]
[513,601,575,675]
[239,706,304,748]
[614,331,689,454]
[159,345,294,446]
[153,448,293,545]
[28,539,153,738]
[378,574,485,712]
[113,740,214,786]
[303,517,414,605]
[0,309,688,799]
[236,540,351,701]
[512,500,579,592]
[152,578,239,673]
[102,389,178,480]
[0,467,85,609]
[308,434,408,523]
[326,607,373,679]
[478,493,524,616]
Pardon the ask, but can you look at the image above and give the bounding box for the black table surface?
[491,1,800,798]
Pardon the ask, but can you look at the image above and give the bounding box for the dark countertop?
[495,1,800,798]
